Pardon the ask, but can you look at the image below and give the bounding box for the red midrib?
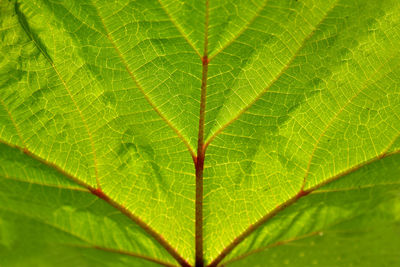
[195,1,210,266]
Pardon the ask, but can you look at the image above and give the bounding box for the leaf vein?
[205,0,340,148]
[89,1,196,159]
[156,0,202,59]
[0,139,190,267]
[207,149,400,266]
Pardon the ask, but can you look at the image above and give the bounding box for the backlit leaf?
[1,0,399,266]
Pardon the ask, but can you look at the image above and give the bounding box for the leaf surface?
[1,0,400,266]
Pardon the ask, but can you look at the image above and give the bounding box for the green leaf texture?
[1,0,399,266]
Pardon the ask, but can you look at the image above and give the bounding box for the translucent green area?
[1,0,399,266]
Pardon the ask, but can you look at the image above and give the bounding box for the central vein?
[195,1,209,266]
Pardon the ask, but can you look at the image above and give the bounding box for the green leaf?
[226,202,400,267]
[1,0,399,266]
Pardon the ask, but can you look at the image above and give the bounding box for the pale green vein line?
[89,2,196,159]
[204,0,339,148]
[65,244,178,267]
[0,174,88,192]
[208,0,269,62]
[157,0,202,59]
[313,181,400,194]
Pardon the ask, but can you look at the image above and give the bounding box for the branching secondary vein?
[207,149,400,267]
[0,140,190,267]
